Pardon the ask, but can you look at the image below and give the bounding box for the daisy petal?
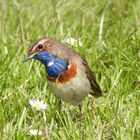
[29,99,47,111]
[29,129,42,136]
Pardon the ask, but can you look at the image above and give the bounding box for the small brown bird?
[24,38,102,117]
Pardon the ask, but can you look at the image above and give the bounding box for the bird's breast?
[48,63,92,105]
[47,61,77,84]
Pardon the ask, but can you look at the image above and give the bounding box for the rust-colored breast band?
[48,61,77,84]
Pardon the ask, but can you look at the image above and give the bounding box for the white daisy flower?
[65,37,83,47]
[29,99,47,110]
[29,129,42,136]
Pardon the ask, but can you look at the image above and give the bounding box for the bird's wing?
[82,58,102,97]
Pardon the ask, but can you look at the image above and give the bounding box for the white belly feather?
[48,67,91,105]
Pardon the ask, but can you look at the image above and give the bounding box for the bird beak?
[23,53,37,62]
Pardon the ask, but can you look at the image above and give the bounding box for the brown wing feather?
[82,59,102,97]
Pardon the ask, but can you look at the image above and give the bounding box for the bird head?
[24,38,77,63]
[24,38,69,78]
[24,38,56,62]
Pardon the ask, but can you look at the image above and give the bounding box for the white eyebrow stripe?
[38,39,47,45]
[47,61,54,67]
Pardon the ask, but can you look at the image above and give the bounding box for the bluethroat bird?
[24,38,102,117]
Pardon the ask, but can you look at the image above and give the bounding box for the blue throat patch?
[34,52,69,78]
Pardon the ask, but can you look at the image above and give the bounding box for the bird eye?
[37,44,43,49]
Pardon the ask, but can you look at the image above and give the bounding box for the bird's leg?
[58,99,62,112]
[79,104,83,121]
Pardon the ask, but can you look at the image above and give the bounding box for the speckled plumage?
[24,38,102,113]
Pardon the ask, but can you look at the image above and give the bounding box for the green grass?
[0,0,140,139]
